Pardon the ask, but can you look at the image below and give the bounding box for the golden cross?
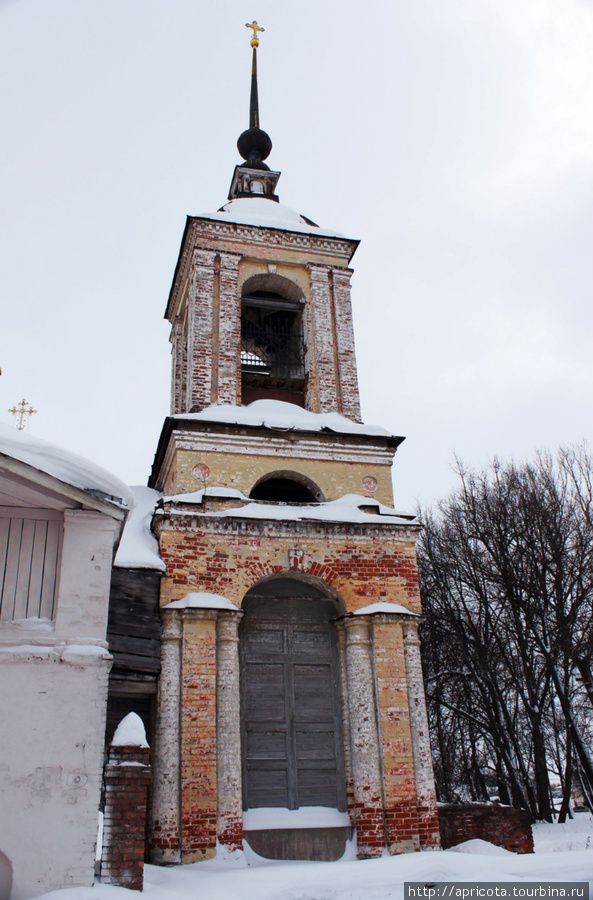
[8,398,37,431]
[245,20,264,48]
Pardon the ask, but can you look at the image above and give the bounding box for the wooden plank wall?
[106,567,162,744]
[0,508,62,621]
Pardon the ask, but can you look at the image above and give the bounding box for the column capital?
[342,616,372,645]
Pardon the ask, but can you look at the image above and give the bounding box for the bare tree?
[418,444,593,821]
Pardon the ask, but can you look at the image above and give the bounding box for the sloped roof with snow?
[198,197,347,238]
[172,399,395,440]
[0,422,134,510]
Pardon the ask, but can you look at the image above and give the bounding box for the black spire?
[237,21,272,170]
[227,22,280,202]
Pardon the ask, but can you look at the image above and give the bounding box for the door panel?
[240,587,346,812]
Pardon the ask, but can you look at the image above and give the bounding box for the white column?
[403,620,441,848]
[216,610,244,850]
[150,611,182,863]
[344,617,385,857]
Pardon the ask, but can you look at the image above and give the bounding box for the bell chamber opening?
[240,286,306,407]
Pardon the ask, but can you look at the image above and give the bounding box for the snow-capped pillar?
[187,249,216,413]
[403,620,441,850]
[331,268,361,422]
[150,610,182,864]
[100,717,151,891]
[307,264,340,414]
[343,616,385,858]
[216,609,244,851]
[215,252,242,406]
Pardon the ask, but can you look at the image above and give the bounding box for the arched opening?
[240,275,306,408]
[240,577,346,812]
[249,471,323,504]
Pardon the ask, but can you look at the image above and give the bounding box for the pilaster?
[331,268,361,421]
[187,250,216,413]
[372,616,420,853]
[343,616,385,857]
[215,253,242,406]
[403,621,441,849]
[150,611,182,863]
[216,610,244,851]
[180,608,218,861]
[307,264,340,414]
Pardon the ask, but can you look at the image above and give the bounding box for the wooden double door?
[240,580,347,811]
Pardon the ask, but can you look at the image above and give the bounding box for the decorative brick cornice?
[165,216,358,321]
[154,511,420,543]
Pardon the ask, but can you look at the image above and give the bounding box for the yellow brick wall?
[164,448,394,507]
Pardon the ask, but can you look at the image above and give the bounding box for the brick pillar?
[150,611,182,863]
[170,317,185,415]
[330,268,361,422]
[216,253,241,406]
[101,744,151,891]
[187,249,216,413]
[403,621,441,849]
[307,264,339,414]
[343,617,385,858]
[216,610,244,851]
[373,616,420,853]
[180,609,218,862]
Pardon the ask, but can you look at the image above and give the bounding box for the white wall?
[0,507,121,900]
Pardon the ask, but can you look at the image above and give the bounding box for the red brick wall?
[155,516,422,617]
[100,745,151,890]
[438,804,534,854]
[180,613,218,862]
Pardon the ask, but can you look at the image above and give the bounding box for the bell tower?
[148,25,440,865]
[166,23,361,421]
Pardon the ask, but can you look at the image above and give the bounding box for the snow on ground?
[34,815,593,900]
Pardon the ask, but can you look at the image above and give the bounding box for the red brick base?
[100,745,151,890]
[438,804,534,854]
[353,801,385,858]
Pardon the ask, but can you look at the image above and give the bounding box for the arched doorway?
[240,577,346,812]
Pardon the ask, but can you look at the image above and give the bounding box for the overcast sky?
[1,0,591,511]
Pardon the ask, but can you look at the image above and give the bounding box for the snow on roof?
[114,486,165,571]
[161,492,416,526]
[163,592,239,611]
[0,422,134,509]
[353,602,418,616]
[173,399,392,439]
[164,487,249,504]
[198,197,346,238]
[111,712,149,748]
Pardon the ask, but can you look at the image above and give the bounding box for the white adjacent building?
[0,423,131,900]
